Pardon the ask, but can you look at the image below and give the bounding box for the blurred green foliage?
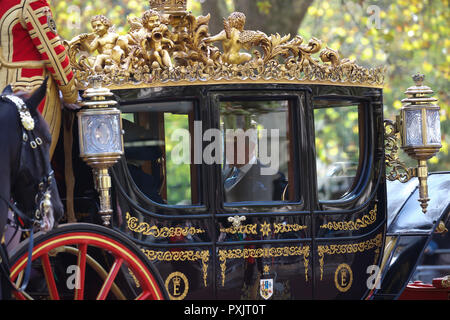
[50,0,448,171]
[164,113,192,205]
[302,0,449,171]
[314,106,359,200]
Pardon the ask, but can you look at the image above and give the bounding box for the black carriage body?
[99,83,387,300]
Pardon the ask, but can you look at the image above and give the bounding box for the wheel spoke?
[96,257,124,300]
[9,225,166,301]
[13,290,33,300]
[62,246,127,300]
[74,243,87,300]
[41,253,60,300]
[135,291,151,300]
[12,271,33,300]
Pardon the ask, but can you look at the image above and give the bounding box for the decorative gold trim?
[0,50,46,69]
[273,222,308,234]
[263,265,270,275]
[44,76,62,158]
[127,268,141,289]
[317,233,383,281]
[260,221,271,237]
[67,11,384,90]
[220,223,258,235]
[126,212,206,238]
[218,245,310,286]
[142,249,209,287]
[220,221,307,236]
[435,220,448,234]
[319,204,377,231]
[367,235,397,294]
[87,78,384,91]
[384,119,416,183]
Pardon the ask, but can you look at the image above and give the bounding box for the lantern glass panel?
[405,109,423,146]
[80,113,123,155]
[426,109,441,145]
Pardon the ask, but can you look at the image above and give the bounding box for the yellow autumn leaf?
[361,38,370,46]
[308,6,317,16]
[429,156,438,164]
[393,100,402,110]
[423,61,433,73]
[361,47,373,60]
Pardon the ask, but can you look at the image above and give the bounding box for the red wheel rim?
[10,232,165,300]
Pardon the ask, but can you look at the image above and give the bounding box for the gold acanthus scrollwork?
[319,204,378,231]
[67,10,385,89]
[218,245,310,287]
[126,212,206,238]
[384,119,416,183]
[317,233,383,281]
[142,249,210,288]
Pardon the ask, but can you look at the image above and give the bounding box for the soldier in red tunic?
[0,0,79,156]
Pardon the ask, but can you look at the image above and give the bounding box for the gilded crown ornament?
[149,0,187,14]
[67,10,385,90]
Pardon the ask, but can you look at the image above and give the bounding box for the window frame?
[119,98,207,210]
[208,90,307,211]
[312,96,372,205]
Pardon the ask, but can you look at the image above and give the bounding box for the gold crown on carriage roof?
[149,0,187,14]
[66,6,385,90]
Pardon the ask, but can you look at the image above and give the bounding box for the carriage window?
[314,103,360,200]
[122,101,199,206]
[220,99,296,203]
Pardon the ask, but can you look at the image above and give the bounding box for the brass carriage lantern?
[78,75,124,226]
[385,73,442,214]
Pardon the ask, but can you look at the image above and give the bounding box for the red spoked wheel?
[9,223,168,300]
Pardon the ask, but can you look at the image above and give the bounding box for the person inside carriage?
[222,115,287,203]
[124,145,164,204]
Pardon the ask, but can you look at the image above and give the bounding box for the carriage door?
[311,97,386,299]
[209,89,313,300]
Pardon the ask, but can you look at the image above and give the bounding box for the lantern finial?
[412,73,425,86]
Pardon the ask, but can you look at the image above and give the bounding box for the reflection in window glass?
[314,105,360,200]
[122,101,198,206]
[220,100,294,203]
[164,113,191,205]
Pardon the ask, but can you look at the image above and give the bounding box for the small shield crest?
[260,278,273,300]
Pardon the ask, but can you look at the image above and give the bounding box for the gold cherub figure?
[79,15,121,72]
[141,9,174,69]
[204,12,259,65]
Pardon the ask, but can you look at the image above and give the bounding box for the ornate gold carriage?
[7,0,449,301]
